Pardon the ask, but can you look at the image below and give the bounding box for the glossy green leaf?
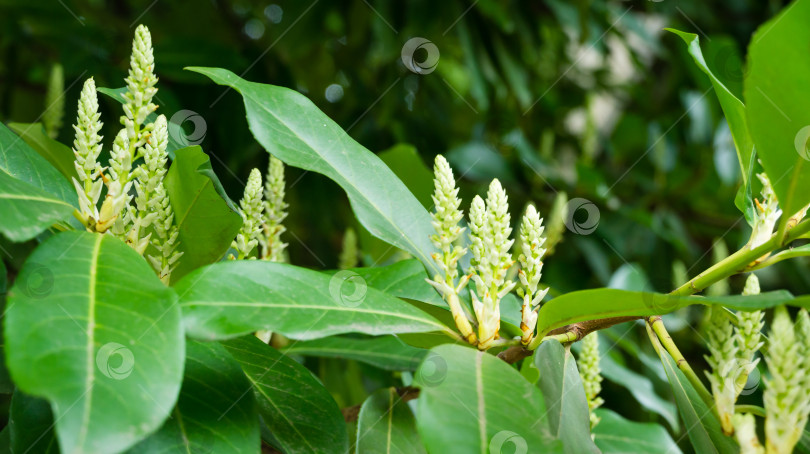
[186,67,440,276]
[534,288,793,337]
[744,0,810,220]
[357,387,426,454]
[414,344,562,453]
[4,231,184,454]
[535,340,599,454]
[654,337,737,453]
[0,122,75,242]
[129,340,260,453]
[9,392,59,454]
[175,260,455,341]
[282,335,426,371]
[165,146,242,282]
[668,29,754,182]
[592,409,682,454]
[7,122,74,181]
[222,336,349,454]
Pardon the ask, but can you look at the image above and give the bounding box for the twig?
[342,386,420,423]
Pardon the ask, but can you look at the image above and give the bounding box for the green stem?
[648,316,713,406]
[735,404,766,418]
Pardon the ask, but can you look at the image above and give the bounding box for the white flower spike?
[231,168,266,260]
[261,156,288,262]
[71,77,104,231]
[517,204,548,345]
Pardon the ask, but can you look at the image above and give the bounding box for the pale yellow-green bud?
[749,172,781,251]
[338,227,359,270]
[260,156,288,262]
[122,24,158,141]
[43,63,64,139]
[231,168,265,260]
[764,306,809,454]
[735,274,764,395]
[704,306,738,435]
[517,204,548,345]
[579,333,604,429]
[733,413,764,454]
[71,77,104,230]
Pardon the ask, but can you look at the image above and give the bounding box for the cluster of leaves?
[3,1,810,454]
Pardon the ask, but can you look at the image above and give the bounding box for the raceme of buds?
[733,413,764,454]
[704,306,739,435]
[122,24,158,142]
[425,155,476,344]
[71,77,104,231]
[260,156,288,262]
[579,333,604,430]
[735,274,764,394]
[43,63,64,139]
[748,172,781,251]
[469,179,516,350]
[338,227,359,270]
[517,204,549,345]
[764,306,810,454]
[103,129,135,236]
[231,168,266,260]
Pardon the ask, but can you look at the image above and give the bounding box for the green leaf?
[282,335,426,371]
[414,344,562,453]
[535,340,599,454]
[165,146,242,283]
[592,408,682,454]
[653,336,737,453]
[668,29,754,183]
[9,392,59,454]
[129,340,260,453]
[4,231,184,454]
[534,288,793,337]
[744,0,810,220]
[185,67,440,276]
[222,336,349,454]
[0,122,75,242]
[175,260,455,341]
[357,387,426,454]
[7,122,74,181]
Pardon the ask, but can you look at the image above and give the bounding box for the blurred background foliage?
[0,0,800,447]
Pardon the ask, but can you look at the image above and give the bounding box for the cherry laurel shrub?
[3,2,810,453]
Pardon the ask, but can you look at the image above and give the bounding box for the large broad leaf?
[0,122,75,242]
[668,29,754,183]
[653,335,737,453]
[175,260,455,341]
[592,409,682,454]
[222,336,349,454]
[7,122,74,181]
[534,288,793,337]
[4,231,184,454]
[282,335,426,371]
[535,340,600,454]
[357,387,426,454]
[186,67,440,276]
[414,344,562,453]
[165,146,242,282]
[129,340,260,453]
[744,0,810,220]
[9,392,59,454]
